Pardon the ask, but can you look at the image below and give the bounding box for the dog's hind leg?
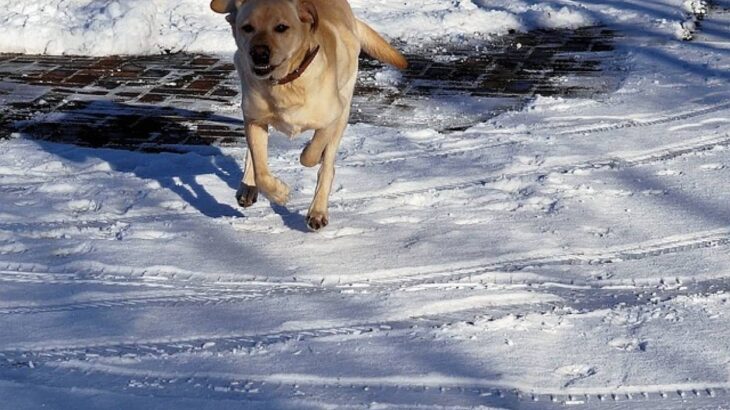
[245,121,291,206]
[235,148,259,207]
[306,109,349,230]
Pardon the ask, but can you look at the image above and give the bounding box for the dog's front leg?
[306,111,349,230]
[236,148,258,207]
[245,121,290,205]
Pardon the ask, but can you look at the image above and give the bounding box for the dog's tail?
[356,19,408,69]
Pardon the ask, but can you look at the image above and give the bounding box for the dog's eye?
[241,24,254,33]
[274,24,289,33]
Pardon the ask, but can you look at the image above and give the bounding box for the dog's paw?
[236,184,258,208]
[259,175,291,206]
[306,211,329,231]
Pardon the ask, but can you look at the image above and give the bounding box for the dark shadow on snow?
[15,101,246,218]
[270,204,310,233]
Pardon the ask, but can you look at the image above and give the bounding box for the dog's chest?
[270,115,306,138]
[246,90,343,137]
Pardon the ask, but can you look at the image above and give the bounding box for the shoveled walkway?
[0,26,621,151]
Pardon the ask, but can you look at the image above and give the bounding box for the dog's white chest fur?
[242,97,337,138]
[271,116,304,138]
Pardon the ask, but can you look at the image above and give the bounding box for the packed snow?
[2,0,730,408]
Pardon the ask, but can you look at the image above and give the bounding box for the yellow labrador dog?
[211,0,407,230]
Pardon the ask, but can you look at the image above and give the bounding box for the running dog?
[211,0,407,230]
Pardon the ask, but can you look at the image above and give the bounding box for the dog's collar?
[272,45,320,86]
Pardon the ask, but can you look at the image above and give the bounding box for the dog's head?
[211,0,318,80]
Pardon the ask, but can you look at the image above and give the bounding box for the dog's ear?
[297,1,318,32]
[210,0,244,14]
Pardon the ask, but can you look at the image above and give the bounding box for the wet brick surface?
[0,26,623,151]
[353,26,622,130]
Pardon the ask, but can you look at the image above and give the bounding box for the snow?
[0,0,705,55]
[0,0,663,55]
[2,0,730,408]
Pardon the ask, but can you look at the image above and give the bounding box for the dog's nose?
[250,45,270,65]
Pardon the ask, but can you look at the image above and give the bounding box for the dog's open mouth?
[252,64,277,77]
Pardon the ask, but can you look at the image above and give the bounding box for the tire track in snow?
[1,224,729,295]
[328,100,730,170]
[364,226,730,286]
[0,265,316,293]
[516,99,730,137]
[13,358,729,409]
[309,100,730,170]
[0,267,724,320]
[299,132,730,208]
[1,131,727,233]
[1,278,724,364]
[275,139,519,171]
[0,291,562,363]
[2,284,728,409]
[554,100,730,137]
[0,211,200,236]
[0,99,725,198]
[344,141,516,167]
[0,323,393,366]
[0,289,272,315]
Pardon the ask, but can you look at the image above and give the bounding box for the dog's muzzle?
[252,64,277,77]
[250,45,276,76]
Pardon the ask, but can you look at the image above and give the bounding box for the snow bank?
[0,0,161,55]
[353,0,597,42]
[0,0,701,56]
[0,0,599,56]
[0,0,225,55]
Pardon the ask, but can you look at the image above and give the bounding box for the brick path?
[0,26,621,151]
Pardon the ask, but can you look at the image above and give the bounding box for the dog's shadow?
[21,99,329,231]
[270,204,311,233]
[19,100,246,219]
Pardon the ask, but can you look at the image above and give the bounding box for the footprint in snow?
[376,215,423,224]
[159,200,188,211]
[555,365,597,387]
[608,337,648,351]
[124,230,178,240]
[0,242,28,255]
[320,226,370,239]
[66,199,100,213]
[52,242,94,257]
[655,169,683,176]
[700,163,725,171]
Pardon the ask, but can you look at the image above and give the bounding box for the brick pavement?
[0,26,621,151]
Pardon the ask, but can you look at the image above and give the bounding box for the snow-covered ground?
[2,0,730,409]
[0,0,696,55]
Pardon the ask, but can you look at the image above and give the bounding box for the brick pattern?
[0,53,243,150]
[352,26,621,129]
[0,26,621,151]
